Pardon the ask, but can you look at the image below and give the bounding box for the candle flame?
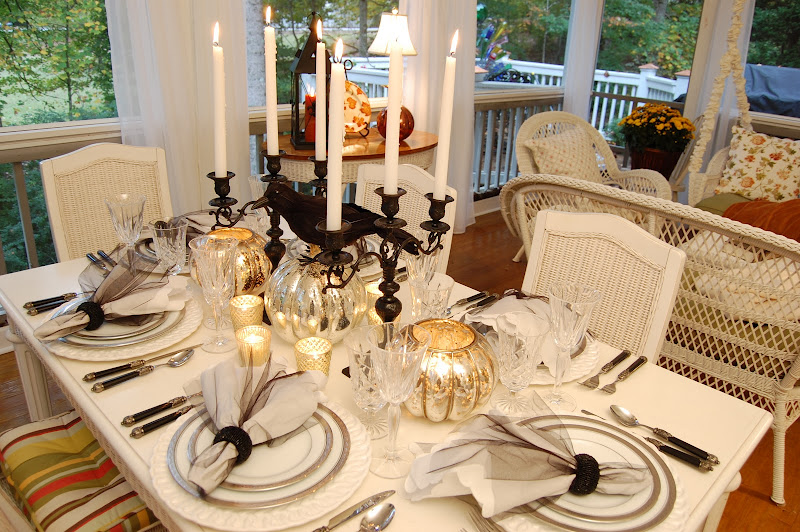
[316,19,322,39]
[450,30,459,55]
[334,39,343,62]
[264,6,271,25]
[212,22,219,45]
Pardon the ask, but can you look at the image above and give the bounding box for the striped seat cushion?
[0,410,158,532]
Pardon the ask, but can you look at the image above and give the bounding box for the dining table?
[0,255,773,532]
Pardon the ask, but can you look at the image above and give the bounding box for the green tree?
[0,0,115,125]
[748,0,800,68]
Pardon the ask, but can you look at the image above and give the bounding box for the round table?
[272,129,438,183]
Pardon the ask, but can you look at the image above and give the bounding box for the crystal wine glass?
[405,228,442,284]
[149,217,188,275]
[492,311,549,415]
[408,272,454,321]
[368,322,431,478]
[344,326,388,439]
[105,193,146,251]
[545,282,602,412]
[188,235,239,353]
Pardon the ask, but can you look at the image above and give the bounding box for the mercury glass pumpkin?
[405,319,497,422]
[264,257,367,344]
[206,227,271,296]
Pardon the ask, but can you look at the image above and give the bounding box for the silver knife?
[311,490,395,532]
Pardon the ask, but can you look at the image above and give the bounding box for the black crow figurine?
[264,182,418,254]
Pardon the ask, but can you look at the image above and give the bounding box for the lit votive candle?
[235,325,271,366]
[294,337,333,376]
[230,295,264,331]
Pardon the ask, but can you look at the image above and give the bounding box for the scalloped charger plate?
[343,81,371,133]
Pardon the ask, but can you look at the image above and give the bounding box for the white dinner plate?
[150,401,371,531]
[168,405,348,508]
[46,299,202,361]
[57,307,184,348]
[73,311,166,340]
[186,411,334,491]
[498,415,688,532]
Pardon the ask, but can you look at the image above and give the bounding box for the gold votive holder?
[230,295,264,331]
[365,280,400,325]
[235,325,271,366]
[294,337,333,375]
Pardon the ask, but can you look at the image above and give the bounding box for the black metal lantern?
[290,12,330,149]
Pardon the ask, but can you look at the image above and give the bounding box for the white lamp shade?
[368,11,417,56]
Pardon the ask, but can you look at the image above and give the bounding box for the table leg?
[6,321,52,420]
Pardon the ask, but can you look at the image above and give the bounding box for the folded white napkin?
[185,356,327,495]
[456,295,569,377]
[405,411,651,518]
[35,276,189,341]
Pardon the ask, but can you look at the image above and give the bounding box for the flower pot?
[630,148,682,179]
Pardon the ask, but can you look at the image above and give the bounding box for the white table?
[0,258,772,532]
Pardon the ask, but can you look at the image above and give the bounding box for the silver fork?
[468,506,505,532]
[600,356,648,394]
[578,350,631,389]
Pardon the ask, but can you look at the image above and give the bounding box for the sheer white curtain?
[106,0,251,216]
[401,0,477,233]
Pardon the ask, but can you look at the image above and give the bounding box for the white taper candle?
[315,20,327,161]
[212,22,227,177]
[326,40,345,231]
[384,39,403,195]
[433,30,458,200]
[264,8,279,156]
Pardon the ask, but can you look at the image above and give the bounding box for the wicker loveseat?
[501,173,800,505]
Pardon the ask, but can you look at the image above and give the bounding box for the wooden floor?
[0,210,797,530]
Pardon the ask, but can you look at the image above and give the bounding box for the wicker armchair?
[40,143,173,261]
[355,164,457,273]
[503,173,800,505]
[688,147,731,206]
[505,112,672,262]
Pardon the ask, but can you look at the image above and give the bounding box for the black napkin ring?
[569,453,600,495]
[77,301,105,330]
[213,426,253,464]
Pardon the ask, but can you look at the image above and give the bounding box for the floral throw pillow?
[715,126,800,201]
[523,127,604,183]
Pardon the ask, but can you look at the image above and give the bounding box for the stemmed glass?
[188,235,239,353]
[344,326,388,439]
[105,193,146,252]
[492,311,549,415]
[149,217,188,275]
[405,228,442,284]
[367,322,431,478]
[545,282,602,412]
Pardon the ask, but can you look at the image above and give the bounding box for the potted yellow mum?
[618,103,695,178]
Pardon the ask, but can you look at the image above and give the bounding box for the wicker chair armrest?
[612,169,672,200]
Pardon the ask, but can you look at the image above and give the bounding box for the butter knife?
[311,490,395,532]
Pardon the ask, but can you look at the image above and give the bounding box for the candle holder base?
[309,156,328,196]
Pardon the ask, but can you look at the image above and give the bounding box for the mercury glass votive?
[235,325,271,366]
[294,337,333,376]
[229,295,264,331]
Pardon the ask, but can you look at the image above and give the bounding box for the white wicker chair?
[505,111,672,262]
[505,173,800,505]
[40,143,173,261]
[522,210,686,359]
[355,164,457,273]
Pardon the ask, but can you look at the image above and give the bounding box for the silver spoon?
[610,405,719,464]
[91,349,195,392]
[359,503,395,532]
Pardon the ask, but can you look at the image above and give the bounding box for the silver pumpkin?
[264,257,367,344]
[405,319,497,422]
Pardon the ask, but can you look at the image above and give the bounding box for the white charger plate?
[150,401,371,531]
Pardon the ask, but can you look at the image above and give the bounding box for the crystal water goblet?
[408,273,454,321]
[368,322,431,478]
[188,235,239,353]
[105,193,146,251]
[405,228,442,284]
[149,217,188,275]
[492,311,550,415]
[545,282,602,412]
[344,326,388,439]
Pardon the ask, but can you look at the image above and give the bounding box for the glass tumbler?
[149,217,188,275]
